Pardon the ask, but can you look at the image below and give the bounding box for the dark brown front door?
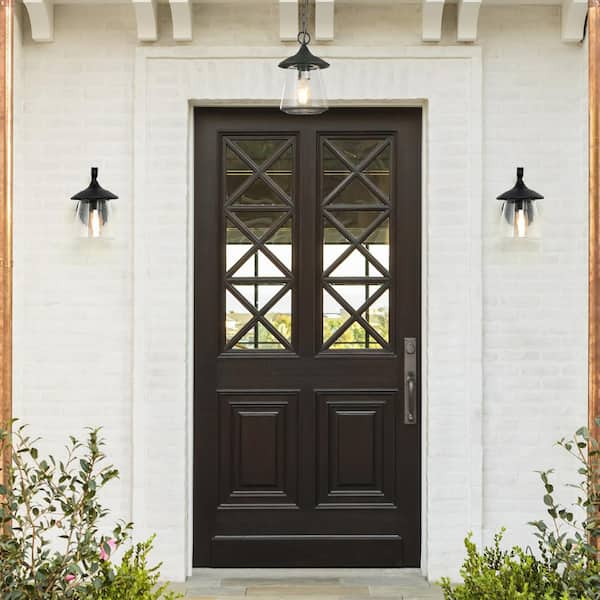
[194,107,421,567]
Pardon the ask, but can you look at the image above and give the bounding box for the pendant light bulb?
[296,71,312,106]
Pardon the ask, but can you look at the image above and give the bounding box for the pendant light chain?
[299,0,310,45]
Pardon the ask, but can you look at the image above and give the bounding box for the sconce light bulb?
[89,207,101,238]
[515,206,528,238]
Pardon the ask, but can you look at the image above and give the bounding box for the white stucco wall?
[12,1,588,582]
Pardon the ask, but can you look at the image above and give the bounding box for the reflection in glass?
[321,136,393,351]
[327,178,383,207]
[225,146,251,197]
[223,136,295,352]
[225,290,254,346]
[226,285,291,350]
[235,139,286,165]
[265,147,294,195]
[265,290,292,343]
[364,145,391,198]
[327,139,384,166]
[226,141,293,204]
[231,178,287,206]
[323,214,389,275]
[322,140,391,205]
[322,285,389,350]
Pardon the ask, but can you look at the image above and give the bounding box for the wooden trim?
[0,0,13,450]
[590,0,600,446]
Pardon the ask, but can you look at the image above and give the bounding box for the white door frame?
[132,46,483,583]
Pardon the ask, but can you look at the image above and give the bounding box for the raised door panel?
[218,391,299,508]
[316,390,397,508]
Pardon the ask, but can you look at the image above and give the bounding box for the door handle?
[404,338,417,425]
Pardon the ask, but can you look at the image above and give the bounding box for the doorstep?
[168,568,444,599]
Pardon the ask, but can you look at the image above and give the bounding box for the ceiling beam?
[23,0,54,42]
[315,0,334,41]
[169,0,192,42]
[280,0,298,42]
[561,0,587,43]
[422,0,445,43]
[457,0,481,42]
[132,0,158,42]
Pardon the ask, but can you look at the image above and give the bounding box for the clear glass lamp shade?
[74,201,113,238]
[280,68,328,115]
[500,200,541,239]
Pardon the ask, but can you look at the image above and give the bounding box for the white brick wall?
[12,1,587,583]
[480,5,588,549]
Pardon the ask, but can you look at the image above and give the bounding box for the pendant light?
[279,0,329,115]
[497,167,544,239]
[71,167,118,238]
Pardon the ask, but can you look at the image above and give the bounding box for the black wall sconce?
[279,0,329,115]
[71,167,118,238]
[497,167,544,239]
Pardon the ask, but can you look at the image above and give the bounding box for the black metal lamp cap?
[497,167,544,202]
[278,41,330,71]
[71,167,119,202]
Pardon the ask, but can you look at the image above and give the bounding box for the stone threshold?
[168,568,444,599]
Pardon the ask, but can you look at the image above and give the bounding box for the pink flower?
[65,574,76,583]
[99,538,117,561]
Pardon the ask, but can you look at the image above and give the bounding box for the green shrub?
[440,530,565,600]
[0,425,132,598]
[529,425,600,598]
[95,536,181,600]
[0,424,181,599]
[440,422,600,600]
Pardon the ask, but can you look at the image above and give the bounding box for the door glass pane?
[265,290,292,343]
[327,178,384,208]
[225,146,251,197]
[254,323,285,350]
[234,139,286,166]
[327,139,384,166]
[231,178,287,207]
[364,145,391,198]
[266,147,294,196]
[320,135,393,352]
[230,212,286,240]
[225,290,253,346]
[322,146,351,199]
[223,136,295,352]
[225,221,253,272]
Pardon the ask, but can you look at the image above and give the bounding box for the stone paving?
[169,568,444,600]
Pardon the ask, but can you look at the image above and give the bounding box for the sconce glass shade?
[497,167,544,239]
[279,40,329,115]
[71,167,118,239]
[74,200,112,238]
[499,199,541,239]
